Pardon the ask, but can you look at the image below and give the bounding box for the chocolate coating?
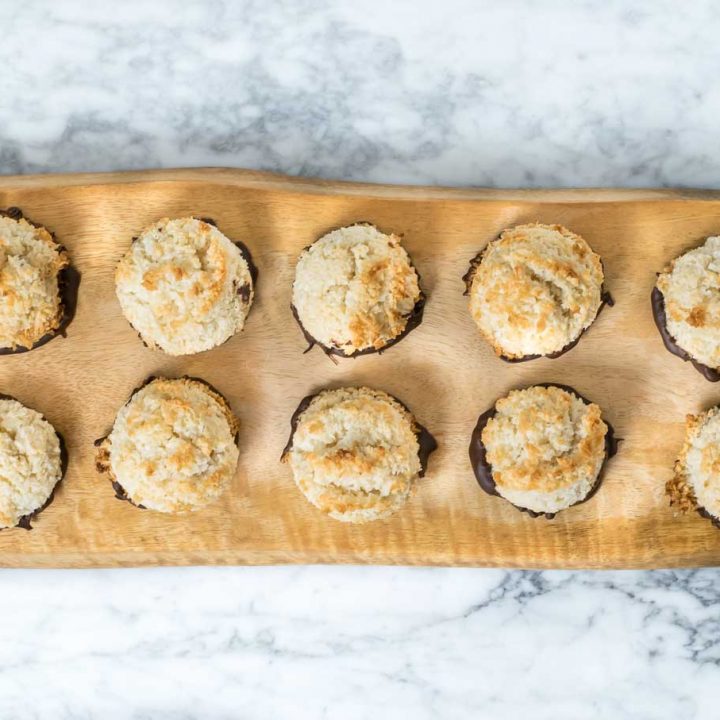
[697,506,720,530]
[109,479,145,509]
[0,393,67,530]
[291,294,426,360]
[468,383,618,519]
[0,207,81,355]
[95,374,239,509]
[282,389,437,477]
[463,247,613,362]
[651,286,720,382]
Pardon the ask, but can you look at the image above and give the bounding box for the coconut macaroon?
[653,236,720,381]
[470,385,615,517]
[282,387,436,523]
[0,396,64,529]
[464,223,607,360]
[0,208,72,352]
[291,224,424,357]
[668,406,720,526]
[115,217,256,356]
[95,377,240,513]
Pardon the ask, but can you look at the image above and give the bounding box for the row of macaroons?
[3,208,719,379]
[0,377,715,531]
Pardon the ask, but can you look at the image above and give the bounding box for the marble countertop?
[2,1,720,718]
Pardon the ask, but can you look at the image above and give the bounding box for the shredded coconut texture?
[115,217,254,356]
[468,223,604,358]
[292,225,421,355]
[0,214,68,350]
[97,377,239,513]
[482,385,608,514]
[671,407,720,520]
[657,236,720,370]
[0,398,62,528]
[285,387,422,523]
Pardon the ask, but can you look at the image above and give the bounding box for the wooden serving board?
[1,169,720,569]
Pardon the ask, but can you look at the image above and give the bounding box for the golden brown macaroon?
[291,224,424,357]
[470,384,615,517]
[282,386,436,523]
[115,217,256,356]
[0,395,64,529]
[95,377,240,513]
[654,236,720,381]
[464,223,607,360]
[0,208,73,352]
[667,406,720,526]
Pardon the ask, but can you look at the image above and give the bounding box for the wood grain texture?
[1,168,720,569]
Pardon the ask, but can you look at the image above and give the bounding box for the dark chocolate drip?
[651,286,720,382]
[290,293,426,360]
[237,283,252,302]
[469,383,618,520]
[462,247,486,296]
[233,239,259,286]
[1,207,23,221]
[463,244,612,363]
[290,304,334,360]
[0,208,81,355]
[0,392,67,530]
[281,392,318,459]
[415,422,438,477]
[96,375,239,509]
[390,392,437,477]
[697,506,720,530]
[281,389,437,476]
[469,406,502,500]
[110,480,146,509]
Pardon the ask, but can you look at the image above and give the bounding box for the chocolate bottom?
[0,393,67,530]
[697,506,720,530]
[109,479,146,509]
[0,208,81,356]
[282,389,437,477]
[469,383,619,519]
[291,293,426,360]
[95,375,239,509]
[650,286,720,382]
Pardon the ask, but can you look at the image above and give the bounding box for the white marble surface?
[2,0,720,718]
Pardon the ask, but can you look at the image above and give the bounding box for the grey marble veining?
[2,0,720,718]
[2,0,720,187]
[1,566,720,719]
